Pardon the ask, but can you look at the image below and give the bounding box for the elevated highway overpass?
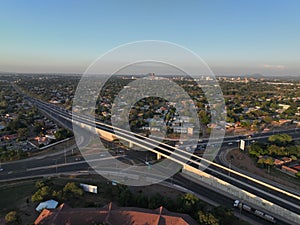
[20,94,300,225]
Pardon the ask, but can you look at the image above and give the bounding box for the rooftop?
[34,202,198,225]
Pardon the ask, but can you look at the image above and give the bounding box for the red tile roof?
[34,202,198,225]
[292,165,300,171]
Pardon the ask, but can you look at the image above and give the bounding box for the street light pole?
[54,159,58,174]
[228,159,232,177]
[64,149,67,164]
[228,155,234,177]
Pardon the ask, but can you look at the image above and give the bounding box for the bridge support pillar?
[156,153,162,160]
[129,141,133,148]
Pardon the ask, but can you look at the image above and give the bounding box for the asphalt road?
[3,87,299,224]
[172,173,291,225]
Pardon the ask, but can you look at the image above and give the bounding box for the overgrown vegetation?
[98,183,247,225]
[5,211,20,225]
[247,133,300,172]
[31,180,83,202]
[248,134,299,159]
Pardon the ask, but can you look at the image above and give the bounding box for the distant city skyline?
[1,0,300,76]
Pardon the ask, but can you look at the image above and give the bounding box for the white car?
[0,168,4,172]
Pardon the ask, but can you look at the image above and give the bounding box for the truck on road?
[233,200,276,223]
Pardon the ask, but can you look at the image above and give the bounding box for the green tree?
[287,145,300,157]
[212,206,235,225]
[241,120,251,130]
[268,145,283,156]
[35,180,45,189]
[148,193,164,209]
[268,134,293,147]
[198,211,219,225]
[161,196,175,211]
[257,158,265,168]
[264,157,274,166]
[31,185,51,202]
[118,188,133,206]
[248,144,261,157]
[63,182,83,198]
[264,157,274,174]
[17,127,28,139]
[291,155,297,161]
[33,121,44,133]
[134,193,148,208]
[54,128,71,140]
[198,110,210,125]
[52,190,62,200]
[5,211,20,225]
[177,193,201,215]
[263,116,273,124]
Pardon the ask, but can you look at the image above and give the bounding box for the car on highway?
[145,161,153,166]
[0,168,4,172]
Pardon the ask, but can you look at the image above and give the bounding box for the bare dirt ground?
[226,149,300,191]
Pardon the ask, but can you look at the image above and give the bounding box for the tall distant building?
[148,72,156,80]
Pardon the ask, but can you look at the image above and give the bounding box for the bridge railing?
[30,98,300,224]
[182,164,300,225]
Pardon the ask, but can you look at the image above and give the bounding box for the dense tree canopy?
[248,134,300,158]
[5,211,20,225]
[268,134,293,147]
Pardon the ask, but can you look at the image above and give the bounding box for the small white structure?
[240,140,245,151]
[36,199,58,212]
[80,183,98,194]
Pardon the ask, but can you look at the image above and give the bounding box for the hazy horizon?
[1,1,300,76]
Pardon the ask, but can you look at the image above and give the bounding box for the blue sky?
[1,0,300,75]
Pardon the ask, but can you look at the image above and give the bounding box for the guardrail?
[28,96,300,224]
